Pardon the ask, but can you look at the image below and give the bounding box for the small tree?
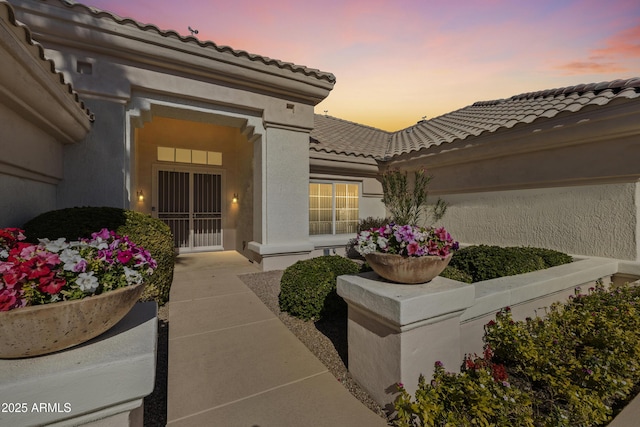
[381,168,447,226]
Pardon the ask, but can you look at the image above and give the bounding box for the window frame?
[309,180,361,236]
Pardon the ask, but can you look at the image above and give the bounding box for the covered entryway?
[155,167,223,252]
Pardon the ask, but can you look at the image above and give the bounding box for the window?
[157,147,222,165]
[309,182,359,235]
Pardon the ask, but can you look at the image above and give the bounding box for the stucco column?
[337,272,475,407]
[248,124,314,270]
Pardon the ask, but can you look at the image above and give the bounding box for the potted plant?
[355,168,457,284]
[355,223,458,283]
[0,227,157,358]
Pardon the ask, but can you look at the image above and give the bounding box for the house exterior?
[2,0,640,270]
[311,81,640,261]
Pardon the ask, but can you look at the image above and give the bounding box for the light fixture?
[137,191,144,202]
[232,193,238,204]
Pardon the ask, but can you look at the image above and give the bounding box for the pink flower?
[0,288,23,311]
[117,250,133,264]
[91,228,112,240]
[407,241,420,256]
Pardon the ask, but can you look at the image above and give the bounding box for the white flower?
[39,237,69,253]
[76,272,99,293]
[59,248,84,271]
[124,267,142,285]
[377,237,388,249]
[0,249,7,259]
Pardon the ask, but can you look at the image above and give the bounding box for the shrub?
[448,245,571,283]
[279,256,360,321]
[22,207,175,305]
[519,246,573,267]
[395,350,534,427]
[396,283,640,426]
[381,168,447,226]
[439,266,473,283]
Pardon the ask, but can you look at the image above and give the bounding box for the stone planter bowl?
[365,252,453,284]
[0,283,146,359]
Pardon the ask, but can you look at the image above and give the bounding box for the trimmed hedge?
[448,245,572,283]
[22,207,175,305]
[439,265,473,283]
[279,256,360,321]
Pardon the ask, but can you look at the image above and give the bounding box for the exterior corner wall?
[635,181,640,262]
[261,126,311,245]
[0,175,57,228]
[57,98,129,209]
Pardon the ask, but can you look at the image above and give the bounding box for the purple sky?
[85,0,640,130]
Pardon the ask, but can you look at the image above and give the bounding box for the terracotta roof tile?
[311,78,640,160]
[310,115,390,159]
[49,0,335,84]
[1,0,93,120]
[384,78,640,157]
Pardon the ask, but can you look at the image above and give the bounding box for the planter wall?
[337,257,639,408]
[0,302,157,427]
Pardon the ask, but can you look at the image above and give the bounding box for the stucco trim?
[0,0,92,143]
[10,0,335,105]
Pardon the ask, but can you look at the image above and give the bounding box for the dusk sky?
[85,0,640,131]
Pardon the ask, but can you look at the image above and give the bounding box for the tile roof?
[1,0,93,120]
[387,78,640,158]
[310,115,390,159]
[312,78,640,161]
[48,0,335,84]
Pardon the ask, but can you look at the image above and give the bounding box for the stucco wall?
[0,103,61,227]
[0,175,56,228]
[56,98,128,209]
[439,182,639,261]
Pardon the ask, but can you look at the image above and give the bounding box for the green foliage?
[356,216,391,232]
[439,266,473,284]
[484,284,640,426]
[278,256,360,321]
[518,246,574,267]
[22,206,175,305]
[395,283,640,426]
[449,245,572,283]
[380,169,447,226]
[395,350,534,427]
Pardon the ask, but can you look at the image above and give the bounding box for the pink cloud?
[555,23,640,75]
[592,24,640,57]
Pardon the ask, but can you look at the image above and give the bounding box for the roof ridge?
[50,0,336,83]
[473,78,640,107]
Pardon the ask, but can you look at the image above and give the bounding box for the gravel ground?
[239,270,392,423]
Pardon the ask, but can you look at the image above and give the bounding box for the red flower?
[19,258,51,280]
[38,276,66,295]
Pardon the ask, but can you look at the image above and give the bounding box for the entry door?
[157,169,223,252]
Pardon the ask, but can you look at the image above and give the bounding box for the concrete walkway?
[166,251,388,427]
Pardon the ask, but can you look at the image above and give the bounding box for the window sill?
[309,234,355,248]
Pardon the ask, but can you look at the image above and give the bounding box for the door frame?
[151,163,226,253]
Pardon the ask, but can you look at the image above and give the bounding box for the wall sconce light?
[232,193,238,204]
[137,191,144,202]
